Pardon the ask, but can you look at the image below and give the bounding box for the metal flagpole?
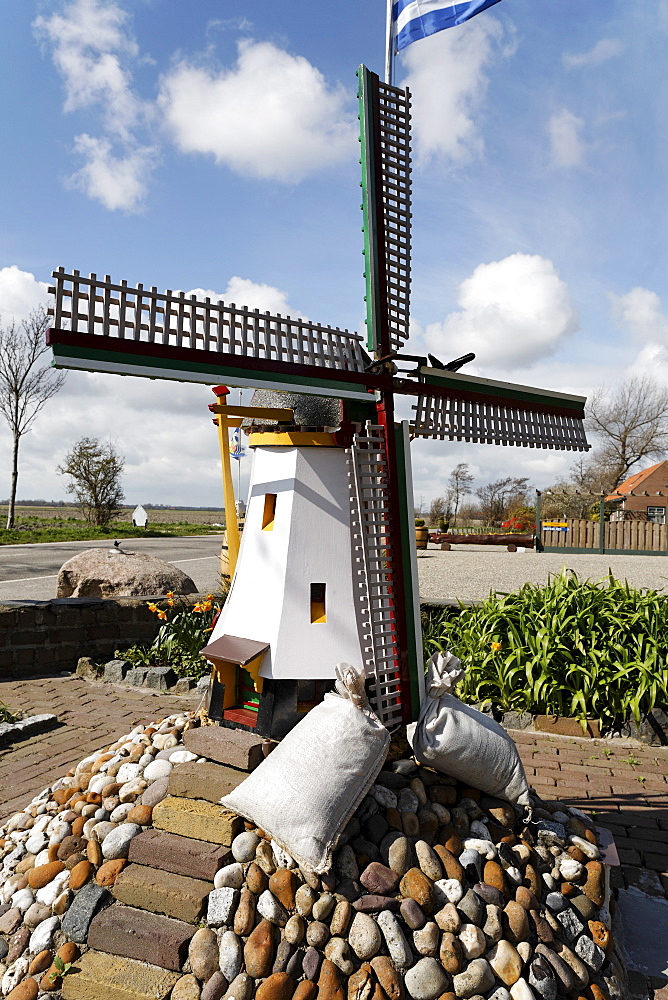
[385,0,394,84]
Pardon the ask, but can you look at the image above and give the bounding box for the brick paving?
[1,676,668,993]
[512,729,668,883]
[0,675,199,823]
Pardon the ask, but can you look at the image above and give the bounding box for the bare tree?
[448,462,474,524]
[429,495,451,527]
[476,476,530,526]
[0,308,66,529]
[58,437,125,528]
[586,376,668,489]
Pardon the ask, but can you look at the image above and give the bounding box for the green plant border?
[423,569,668,733]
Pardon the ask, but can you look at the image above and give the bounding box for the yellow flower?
[203,601,212,612]
[166,591,174,598]
[193,603,204,613]
[490,641,502,651]
[147,602,159,613]
[167,599,175,607]
[157,610,167,620]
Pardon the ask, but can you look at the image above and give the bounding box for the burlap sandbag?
[221,663,389,873]
[407,650,530,807]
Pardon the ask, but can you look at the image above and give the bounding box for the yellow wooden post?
[211,386,241,577]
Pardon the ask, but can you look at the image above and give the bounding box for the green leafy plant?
[0,700,21,724]
[117,592,224,679]
[423,569,668,734]
[50,955,74,982]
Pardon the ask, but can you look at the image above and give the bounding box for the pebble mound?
[0,713,626,1000]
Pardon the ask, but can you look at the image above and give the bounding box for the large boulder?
[56,547,198,598]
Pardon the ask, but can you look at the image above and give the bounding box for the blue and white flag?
[229,427,245,461]
[393,0,503,51]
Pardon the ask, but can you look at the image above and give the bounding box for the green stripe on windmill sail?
[418,367,587,410]
[49,344,372,401]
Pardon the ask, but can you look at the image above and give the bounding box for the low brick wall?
[0,596,200,679]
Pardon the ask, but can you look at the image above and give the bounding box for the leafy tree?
[586,376,668,490]
[58,437,125,528]
[476,476,530,526]
[0,308,66,529]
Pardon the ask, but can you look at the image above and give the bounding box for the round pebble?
[100,823,141,860]
[143,759,173,782]
[232,831,260,863]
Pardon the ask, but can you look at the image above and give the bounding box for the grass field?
[0,506,226,545]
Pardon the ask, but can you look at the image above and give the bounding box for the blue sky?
[2,0,668,509]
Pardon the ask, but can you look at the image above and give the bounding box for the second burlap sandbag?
[221,662,389,873]
[407,650,531,807]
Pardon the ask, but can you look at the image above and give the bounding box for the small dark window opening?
[310,582,326,623]
[262,494,277,530]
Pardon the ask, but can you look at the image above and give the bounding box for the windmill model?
[46,67,589,738]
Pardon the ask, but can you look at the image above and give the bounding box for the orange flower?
[147,602,159,614]
[206,593,214,600]
[167,599,175,607]
[157,610,167,620]
[193,603,204,613]
[166,591,174,598]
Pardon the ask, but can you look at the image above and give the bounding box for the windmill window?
[310,583,327,624]
[262,494,277,530]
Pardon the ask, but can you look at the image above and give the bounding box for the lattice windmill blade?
[47,268,371,401]
[411,367,591,452]
[358,67,412,357]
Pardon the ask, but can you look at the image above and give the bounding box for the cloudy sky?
[2,0,668,509]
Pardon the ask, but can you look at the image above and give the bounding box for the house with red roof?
[606,461,668,523]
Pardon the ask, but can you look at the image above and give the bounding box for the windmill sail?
[347,423,405,728]
[47,268,370,401]
[358,67,412,356]
[412,367,590,451]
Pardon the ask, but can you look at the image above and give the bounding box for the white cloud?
[398,16,512,164]
[563,38,624,69]
[34,0,156,212]
[70,135,154,212]
[610,286,668,343]
[629,342,668,382]
[422,253,578,368]
[34,0,142,139]
[36,4,355,205]
[158,40,356,182]
[185,277,306,318]
[0,267,50,323]
[548,109,586,168]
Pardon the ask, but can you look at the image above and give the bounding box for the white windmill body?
[199,392,377,733]
[211,434,365,681]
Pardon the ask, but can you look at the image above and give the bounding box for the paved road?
[418,545,668,603]
[0,535,224,601]
[3,536,668,603]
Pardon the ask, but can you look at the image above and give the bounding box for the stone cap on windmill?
[45,65,589,739]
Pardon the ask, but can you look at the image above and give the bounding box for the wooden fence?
[541,517,667,553]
